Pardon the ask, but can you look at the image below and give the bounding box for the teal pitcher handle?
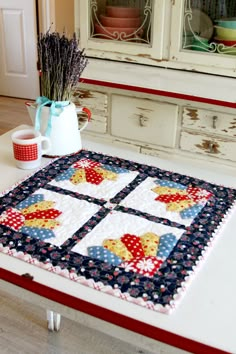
[76,107,91,132]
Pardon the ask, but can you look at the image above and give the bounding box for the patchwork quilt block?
[72,210,184,277]
[49,158,139,199]
[0,150,235,313]
[120,177,212,226]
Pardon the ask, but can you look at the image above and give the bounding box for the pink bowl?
[100,14,141,28]
[106,6,140,18]
[95,23,138,39]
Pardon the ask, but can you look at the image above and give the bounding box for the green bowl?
[191,37,209,52]
[215,18,236,29]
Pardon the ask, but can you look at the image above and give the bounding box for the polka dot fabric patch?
[0,149,236,314]
[140,232,160,256]
[87,246,123,266]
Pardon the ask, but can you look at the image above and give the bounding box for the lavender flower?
[37,30,88,101]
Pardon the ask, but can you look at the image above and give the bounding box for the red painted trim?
[0,268,229,354]
[81,78,236,109]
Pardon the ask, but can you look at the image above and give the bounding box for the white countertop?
[1,126,236,353]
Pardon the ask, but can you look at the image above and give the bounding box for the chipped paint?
[196,140,220,154]
[72,88,108,134]
[183,107,236,138]
[137,53,151,58]
[78,90,94,99]
[228,123,236,130]
[186,108,199,120]
[136,53,168,63]
[136,106,153,113]
[124,57,137,62]
[180,131,236,161]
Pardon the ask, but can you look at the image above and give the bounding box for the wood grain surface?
[0,96,32,136]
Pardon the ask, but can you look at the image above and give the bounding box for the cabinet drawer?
[111,95,178,148]
[180,131,236,162]
[73,89,108,133]
[182,107,236,138]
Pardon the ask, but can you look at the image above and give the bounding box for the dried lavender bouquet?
[37,30,88,102]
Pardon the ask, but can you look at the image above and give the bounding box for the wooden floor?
[0,96,155,354]
[0,289,152,354]
[0,96,33,135]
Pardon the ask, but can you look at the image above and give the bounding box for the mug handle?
[76,107,91,132]
[41,136,51,155]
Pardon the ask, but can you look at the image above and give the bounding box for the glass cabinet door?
[77,0,169,65]
[170,0,236,76]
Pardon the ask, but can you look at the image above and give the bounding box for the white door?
[0,0,39,99]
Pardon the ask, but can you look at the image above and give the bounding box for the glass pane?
[182,0,236,55]
[89,0,153,45]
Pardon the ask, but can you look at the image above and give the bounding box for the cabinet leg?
[53,312,61,332]
[46,310,61,331]
[47,310,54,331]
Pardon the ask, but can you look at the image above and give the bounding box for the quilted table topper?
[0,150,236,314]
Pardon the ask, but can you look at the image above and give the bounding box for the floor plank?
[0,96,32,135]
[0,288,153,354]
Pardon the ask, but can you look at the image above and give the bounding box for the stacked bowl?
[95,6,141,40]
[214,18,236,54]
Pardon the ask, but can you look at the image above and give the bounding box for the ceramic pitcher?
[25,101,91,156]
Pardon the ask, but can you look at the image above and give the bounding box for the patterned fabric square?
[49,158,138,200]
[0,188,100,246]
[120,177,213,226]
[72,211,184,278]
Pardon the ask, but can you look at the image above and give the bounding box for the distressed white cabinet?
[77,0,166,67]
[180,106,236,162]
[73,0,236,171]
[74,83,236,171]
[170,0,236,77]
[77,0,236,77]
[180,131,236,161]
[111,95,178,148]
[181,107,236,138]
[74,88,108,133]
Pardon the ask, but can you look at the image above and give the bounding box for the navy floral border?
[0,150,236,309]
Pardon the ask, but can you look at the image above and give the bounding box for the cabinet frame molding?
[169,0,236,77]
[78,0,169,64]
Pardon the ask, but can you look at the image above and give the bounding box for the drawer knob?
[139,115,148,127]
[212,115,218,129]
[208,141,216,153]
